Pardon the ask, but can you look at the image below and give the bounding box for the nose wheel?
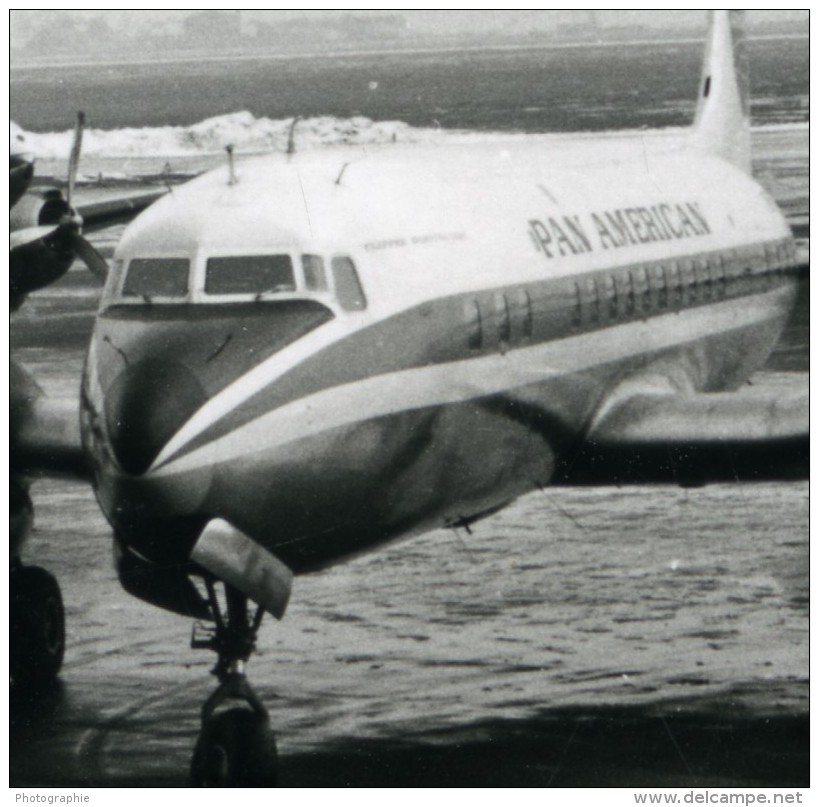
[190,580,278,787]
[191,698,278,787]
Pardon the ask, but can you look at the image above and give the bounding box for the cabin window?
[722,250,738,293]
[572,282,583,328]
[123,258,189,298]
[511,288,533,341]
[694,258,705,298]
[739,247,759,291]
[743,265,754,293]
[584,276,600,322]
[653,265,667,308]
[693,259,704,299]
[713,254,727,297]
[633,265,650,313]
[464,299,482,349]
[302,254,328,292]
[523,290,534,339]
[753,244,767,275]
[702,257,713,298]
[669,261,684,306]
[494,292,511,349]
[603,273,617,319]
[678,259,696,303]
[205,255,295,296]
[618,272,634,317]
[331,256,367,311]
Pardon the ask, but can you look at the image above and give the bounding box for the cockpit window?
[302,254,328,292]
[122,258,189,298]
[331,256,367,311]
[205,255,295,295]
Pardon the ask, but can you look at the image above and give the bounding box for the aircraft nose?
[105,358,207,475]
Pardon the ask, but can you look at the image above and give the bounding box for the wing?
[555,380,808,486]
[77,190,166,233]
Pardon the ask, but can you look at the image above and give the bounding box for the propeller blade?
[9,224,60,251]
[66,111,85,209]
[71,232,109,280]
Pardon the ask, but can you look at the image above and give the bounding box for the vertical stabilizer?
[689,10,750,172]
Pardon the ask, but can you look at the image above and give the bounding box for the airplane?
[10,114,164,686]
[10,11,808,787]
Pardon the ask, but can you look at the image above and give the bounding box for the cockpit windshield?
[111,253,366,311]
[302,254,328,292]
[205,255,295,295]
[122,258,189,298]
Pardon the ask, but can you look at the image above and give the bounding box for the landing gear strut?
[190,580,278,787]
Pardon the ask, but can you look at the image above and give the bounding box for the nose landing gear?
[190,580,278,787]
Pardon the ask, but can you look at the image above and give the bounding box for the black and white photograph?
[10,9,808,790]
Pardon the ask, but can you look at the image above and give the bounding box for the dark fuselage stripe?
[153,282,793,477]
[156,237,797,466]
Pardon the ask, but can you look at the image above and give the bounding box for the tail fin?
[689,10,750,172]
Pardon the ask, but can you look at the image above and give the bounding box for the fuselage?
[80,134,798,574]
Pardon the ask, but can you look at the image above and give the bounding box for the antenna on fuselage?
[287,116,300,157]
[226,144,238,185]
[162,162,174,193]
[335,162,350,186]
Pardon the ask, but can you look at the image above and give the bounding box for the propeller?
[62,112,110,279]
[10,111,110,281]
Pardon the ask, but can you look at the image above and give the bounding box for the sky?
[9,9,809,46]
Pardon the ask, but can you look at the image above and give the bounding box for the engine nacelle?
[10,237,76,311]
[10,189,71,231]
[10,157,35,208]
[10,190,78,308]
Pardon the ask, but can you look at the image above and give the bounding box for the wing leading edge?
[77,191,166,233]
[556,383,808,486]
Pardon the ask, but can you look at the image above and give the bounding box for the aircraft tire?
[10,565,65,688]
[191,707,278,787]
